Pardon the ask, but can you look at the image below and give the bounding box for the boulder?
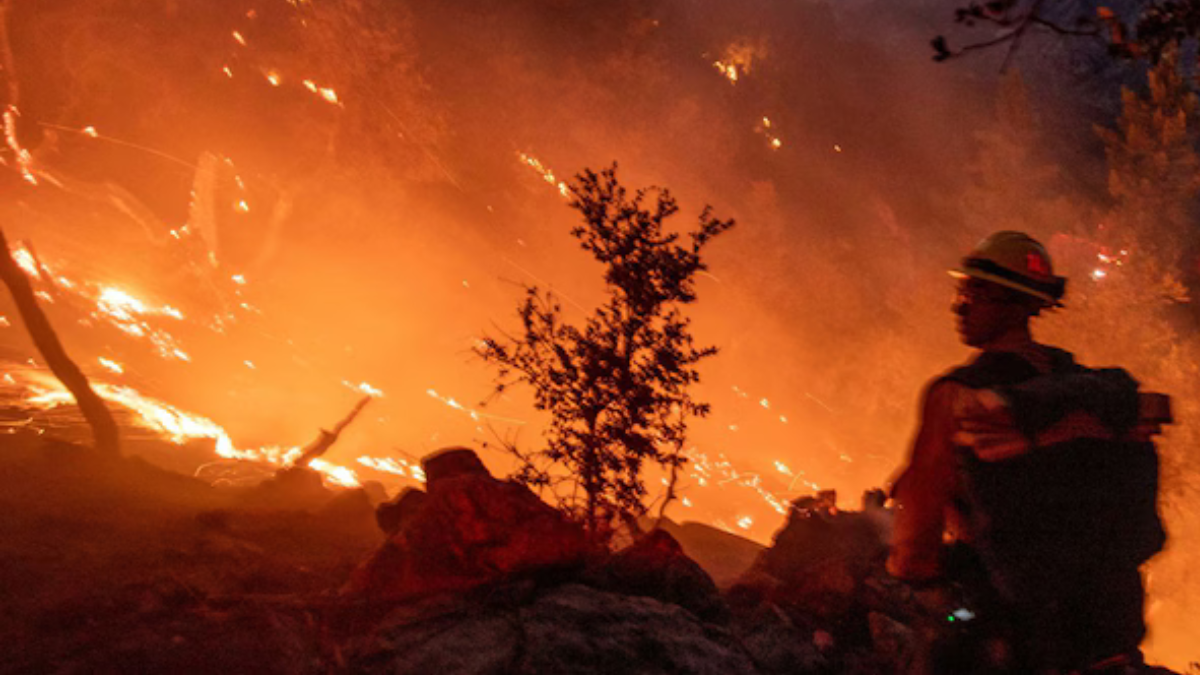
[652,519,765,588]
[599,528,728,623]
[374,487,427,535]
[726,491,892,656]
[349,583,761,675]
[344,447,587,601]
[422,447,489,485]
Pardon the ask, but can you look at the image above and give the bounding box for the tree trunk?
[0,229,120,455]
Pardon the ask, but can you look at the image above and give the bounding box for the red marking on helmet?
[1026,252,1049,275]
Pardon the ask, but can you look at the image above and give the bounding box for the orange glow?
[21,371,364,488]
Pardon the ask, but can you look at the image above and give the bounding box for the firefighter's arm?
[887,380,963,582]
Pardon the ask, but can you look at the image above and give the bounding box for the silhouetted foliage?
[931,0,1200,66]
[476,164,733,539]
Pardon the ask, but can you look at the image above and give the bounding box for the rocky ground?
[0,434,933,674]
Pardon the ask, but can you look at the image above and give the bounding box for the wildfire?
[10,246,38,277]
[20,371,366,488]
[3,106,37,185]
[517,153,570,197]
[713,61,740,83]
[344,380,385,398]
[709,39,767,86]
[357,455,426,481]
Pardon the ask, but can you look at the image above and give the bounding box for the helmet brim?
[949,268,1064,307]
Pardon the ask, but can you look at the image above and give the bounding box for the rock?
[353,595,520,675]
[730,490,892,662]
[239,466,333,510]
[422,447,490,485]
[360,480,389,506]
[653,519,765,588]
[374,487,427,535]
[748,491,887,596]
[350,583,761,675]
[600,528,728,623]
[344,447,587,602]
[319,487,375,523]
[728,599,825,675]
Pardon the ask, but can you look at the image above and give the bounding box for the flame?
[82,126,99,138]
[231,30,246,46]
[265,71,282,86]
[518,153,570,197]
[357,455,426,482]
[426,387,525,425]
[97,358,124,374]
[3,106,37,185]
[21,372,364,488]
[9,245,39,277]
[713,61,740,83]
[343,380,384,398]
[710,40,767,86]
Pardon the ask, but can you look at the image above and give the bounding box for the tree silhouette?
[477,164,733,540]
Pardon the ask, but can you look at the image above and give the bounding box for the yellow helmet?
[950,231,1066,306]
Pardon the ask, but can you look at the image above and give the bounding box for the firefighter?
[888,231,1169,674]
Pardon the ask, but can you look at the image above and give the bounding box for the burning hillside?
[2,0,1200,669]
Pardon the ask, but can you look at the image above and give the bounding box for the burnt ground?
[0,432,382,674]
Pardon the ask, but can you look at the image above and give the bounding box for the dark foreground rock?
[594,527,729,623]
[348,582,762,675]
